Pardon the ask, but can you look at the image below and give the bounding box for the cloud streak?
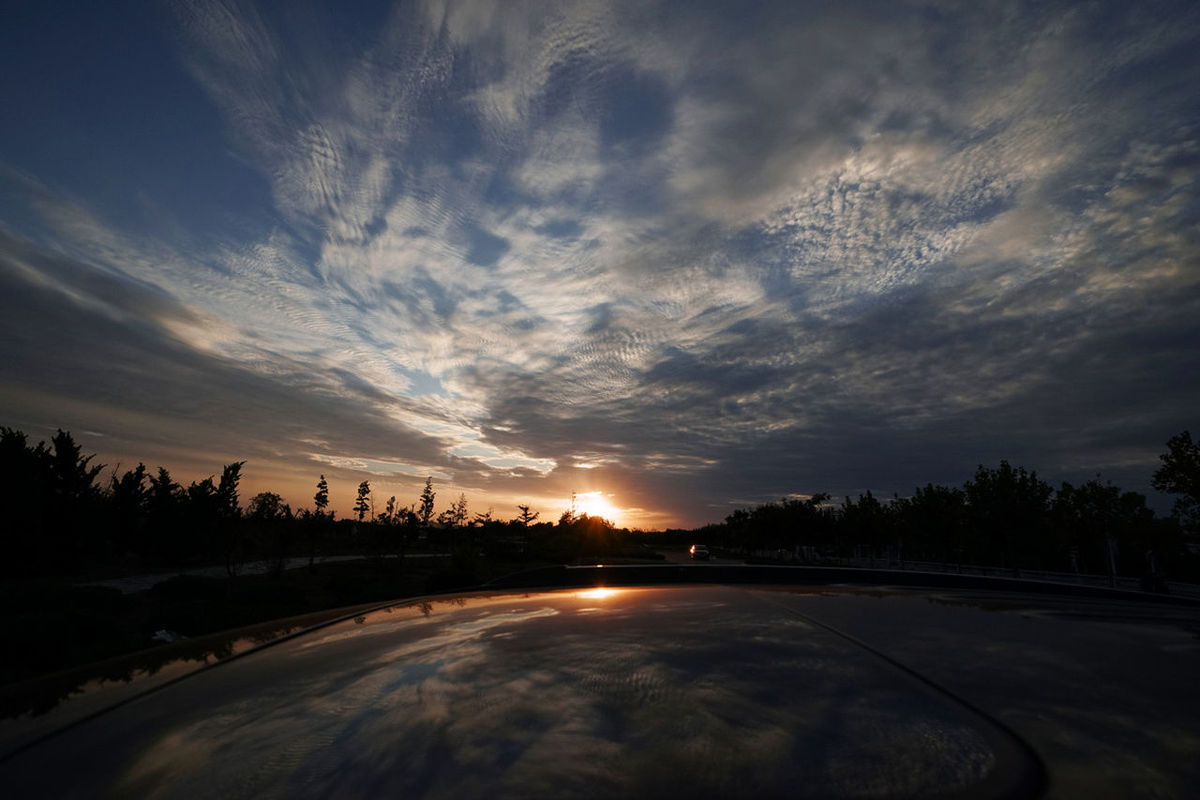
[1,0,1198,524]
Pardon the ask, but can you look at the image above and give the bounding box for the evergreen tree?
[354,480,372,522]
[452,493,469,527]
[516,504,539,526]
[108,462,149,554]
[216,462,245,520]
[418,477,436,527]
[314,474,329,517]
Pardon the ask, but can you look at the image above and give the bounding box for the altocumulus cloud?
[1,0,1198,525]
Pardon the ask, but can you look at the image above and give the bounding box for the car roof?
[2,568,1198,798]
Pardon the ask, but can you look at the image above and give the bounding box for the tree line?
[2,425,1197,581]
[687,433,1200,583]
[0,426,639,576]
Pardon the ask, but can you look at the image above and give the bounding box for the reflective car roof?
[2,571,1199,798]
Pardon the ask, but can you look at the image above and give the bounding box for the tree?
[1054,479,1167,579]
[109,463,148,511]
[451,493,469,527]
[247,491,292,575]
[108,463,149,554]
[381,495,397,525]
[141,466,182,561]
[418,477,436,527]
[306,475,331,569]
[1,427,52,564]
[147,467,182,520]
[723,494,832,555]
[840,491,891,559]
[313,475,330,517]
[354,480,372,522]
[1152,430,1200,535]
[516,504,539,526]
[964,461,1053,569]
[248,491,290,521]
[45,430,104,561]
[49,429,103,504]
[894,484,967,564]
[216,462,245,520]
[558,493,577,527]
[186,476,225,565]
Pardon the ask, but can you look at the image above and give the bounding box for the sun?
[574,491,622,525]
[578,588,621,600]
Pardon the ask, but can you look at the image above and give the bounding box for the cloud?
[1,0,1198,524]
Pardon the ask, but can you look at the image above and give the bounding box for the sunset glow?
[1,1,1196,527]
[574,492,623,526]
[577,588,621,600]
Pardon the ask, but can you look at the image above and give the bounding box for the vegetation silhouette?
[1153,430,1200,536]
[2,425,1197,580]
[685,459,1192,586]
[1,424,1198,705]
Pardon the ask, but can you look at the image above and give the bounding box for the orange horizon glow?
[577,588,621,600]
[573,490,623,525]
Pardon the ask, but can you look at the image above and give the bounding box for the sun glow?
[574,491,622,524]
[578,588,621,600]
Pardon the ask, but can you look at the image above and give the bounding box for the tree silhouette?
[313,474,330,518]
[46,429,104,563]
[1,423,1195,585]
[1053,478,1163,578]
[516,504,539,526]
[451,493,469,527]
[894,484,967,565]
[172,461,248,570]
[108,463,149,555]
[1,427,51,564]
[418,477,436,527]
[186,476,224,566]
[1153,430,1200,536]
[49,429,103,502]
[558,493,577,527]
[216,462,244,520]
[147,467,182,523]
[248,491,292,575]
[354,480,372,522]
[964,461,1052,570]
[248,492,289,520]
[840,491,892,560]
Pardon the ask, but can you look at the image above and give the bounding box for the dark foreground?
[2,568,1198,799]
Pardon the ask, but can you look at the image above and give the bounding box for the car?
[2,565,1198,798]
[689,544,711,560]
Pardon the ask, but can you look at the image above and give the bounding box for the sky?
[1,0,1198,528]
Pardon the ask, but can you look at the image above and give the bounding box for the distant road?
[82,553,450,594]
